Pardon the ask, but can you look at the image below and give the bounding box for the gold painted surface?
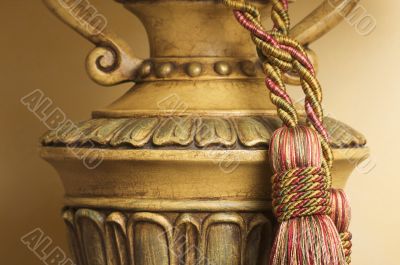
[41,147,369,204]
[93,80,278,117]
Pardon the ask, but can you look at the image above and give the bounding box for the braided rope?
[272,166,331,222]
[341,232,353,264]
[223,1,350,264]
[222,0,334,173]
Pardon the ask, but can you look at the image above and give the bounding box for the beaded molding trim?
[42,116,366,149]
[135,58,265,81]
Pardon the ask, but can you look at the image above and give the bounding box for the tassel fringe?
[270,215,346,265]
[331,189,352,264]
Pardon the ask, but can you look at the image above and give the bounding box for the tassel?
[269,126,346,265]
[331,189,352,264]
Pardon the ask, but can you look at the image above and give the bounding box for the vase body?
[41,1,368,265]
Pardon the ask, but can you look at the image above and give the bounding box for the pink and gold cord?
[222,0,352,264]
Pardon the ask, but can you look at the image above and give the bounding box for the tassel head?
[269,126,346,265]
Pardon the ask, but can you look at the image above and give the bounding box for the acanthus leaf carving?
[61,209,275,265]
[42,117,366,149]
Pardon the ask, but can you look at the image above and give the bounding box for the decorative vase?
[41,0,367,264]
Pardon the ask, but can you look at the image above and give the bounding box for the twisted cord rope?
[222,1,349,263]
[224,0,298,127]
[341,232,353,264]
[272,166,331,222]
[222,0,334,174]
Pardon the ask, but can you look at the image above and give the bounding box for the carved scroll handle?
[284,0,360,84]
[43,0,143,86]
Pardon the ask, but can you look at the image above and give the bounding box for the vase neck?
[126,1,271,58]
[94,1,276,117]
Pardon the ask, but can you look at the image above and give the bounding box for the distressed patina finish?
[41,0,366,264]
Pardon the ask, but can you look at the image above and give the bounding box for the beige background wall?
[1,0,399,264]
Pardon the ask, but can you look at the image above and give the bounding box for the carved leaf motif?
[106,213,129,265]
[153,117,196,146]
[110,118,159,147]
[127,213,176,265]
[75,209,107,265]
[174,214,201,265]
[195,118,237,147]
[65,119,108,145]
[41,120,89,145]
[201,213,246,265]
[41,124,62,145]
[245,214,273,265]
[82,119,131,145]
[62,210,84,265]
[323,117,367,148]
[234,117,271,147]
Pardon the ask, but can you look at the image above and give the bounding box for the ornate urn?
[41,0,367,264]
